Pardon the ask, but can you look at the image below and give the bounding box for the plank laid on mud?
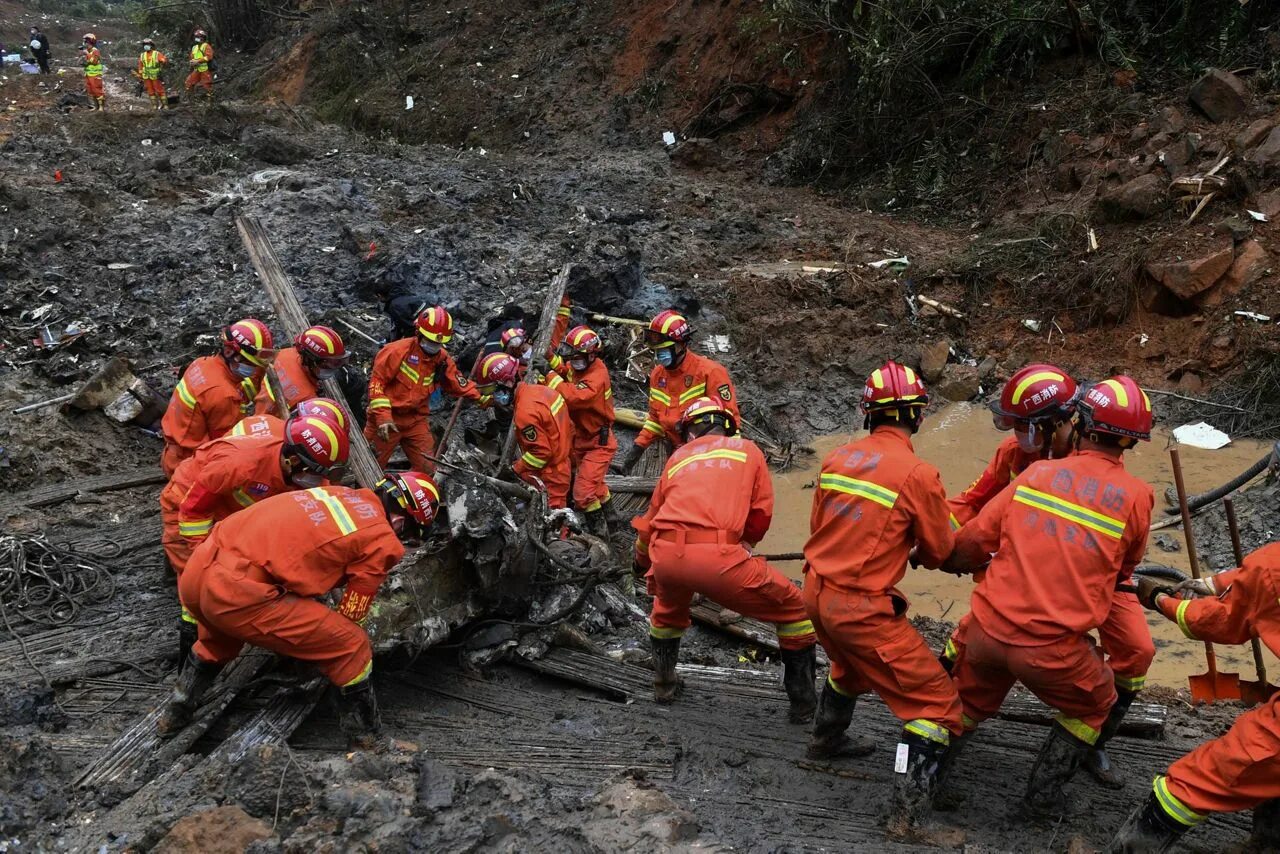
[0,605,172,684]
[0,467,166,517]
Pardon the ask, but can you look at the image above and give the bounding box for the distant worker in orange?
[159,412,350,666]
[551,326,619,534]
[634,397,818,722]
[135,37,168,110]
[1108,542,1280,852]
[184,28,214,101]
[612,310,738,473]
[256,325,348,413]
[158,471,440,747]
[802,361,961,835]
[944,377,1154,818]
[478,353,572,508]
[160,319,275,476]
[943,364,1155,789]
[364,306,479,474]
[81,33,105,111]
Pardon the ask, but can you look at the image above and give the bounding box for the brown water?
[758,402,1277,689]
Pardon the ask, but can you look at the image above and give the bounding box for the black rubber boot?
[780,645,817,724]
[156,652,223,738]
[1084,687,1139,789]
[887,729,949,838]
[584,507,610,538]
[1024,723,1091,818]
[177,617,198,672]
[932,730,973,811]
[600,494,624,529]
[806,680,874,759]
[650,635,682,704]
[1247,798,1280,853]
[336,679,382,750]
[1104,793,1189,853]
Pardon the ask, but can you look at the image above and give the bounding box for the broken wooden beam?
[604,474,657,494]
[0,467,167,517]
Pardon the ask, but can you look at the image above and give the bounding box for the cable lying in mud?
[0,534,118,631]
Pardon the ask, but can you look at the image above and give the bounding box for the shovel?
[1223,498,1279,705]
[1171,448,1241,703]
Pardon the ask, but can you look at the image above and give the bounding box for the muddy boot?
[1084,687,1138,789]
[1246,798,1280,853]
[584,507,610,539]
[156,653,223,738]
[601,494,624,529]
[1023,723,1090,818]
[806,679,874,759]
[336,679,382,750]
[650,634,682,703]
[1104,793,1189,853]
[780,645,817,724]
[887,728,948,838]
[177,616,198,672]
[932,730,973,812]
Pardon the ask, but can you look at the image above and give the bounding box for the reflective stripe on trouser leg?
[649,625,685,640]
[1115,673,1146,692]
[1153,776,1208,826]
[342,659,373,688]
[827,674,854,697]
[1055,714,1101,746]
[904,718,951,746]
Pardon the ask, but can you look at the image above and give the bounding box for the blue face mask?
[232,360,257,378]
[494,387,514,407]
[654,348,676,368]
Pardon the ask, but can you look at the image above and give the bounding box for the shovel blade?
[1239,680,1280,706]
[1189,671,1242,703]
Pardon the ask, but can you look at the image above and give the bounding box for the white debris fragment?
[405,95,414,110]
[869,256,909,269]
[1246,210,1268,222]
[662,131,676,146]
[1234,311,1271,322]
[1173,422,1231,450]
[1022,319,1042,333]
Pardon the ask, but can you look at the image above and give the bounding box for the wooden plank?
[603,474,656,494]
[0,467,166,517]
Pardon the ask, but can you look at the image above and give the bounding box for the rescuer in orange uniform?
[161,319,275,476]
[256,325,348,413]
[944,376,1154,818]
[365,306,480,474]
[634,397,818,721]
[478,353,573,508]
[942,364,1156,788]
[81,34,105,111]
[159,471,440,746]
[135,38,168,110]
[551,326,619,534]
[612,310,738,473]
[1106,543,1280,852]
[802,361,962,834]
[159,413,350,666]
[185,29,214,101]
[232,396,347,440]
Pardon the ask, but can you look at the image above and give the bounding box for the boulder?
[1154,106,1187,134]
[919,339,951,383]
[1199,239,1270,307]
[1144,238,1234,301]
[1248,126,1280,170]
[1097,173,1167,221]
[1188,69,1248,122]
[1235,120,1274,153]
[153,806,272,854]
[1157,136,1196,174]
[934,364,981,402]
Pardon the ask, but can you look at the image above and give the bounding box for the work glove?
[611,444,643,475]
[1135,575,1179,611]
[376,422,399,442]
[530,354,551,378]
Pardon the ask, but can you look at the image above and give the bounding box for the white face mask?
[420,338,442,355]
[232,360,257,378]
[1015,423,1042,454]
[569,357,589,372]
[290,469,325,488]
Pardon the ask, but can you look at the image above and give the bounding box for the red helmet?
[291,397,347,432]
[294,325,347,364]
[500,326,529,354]
[478,352,520,388]
[222,318,275,367]
[379,471,441,536]
[992,364,1078,427]
[416,306,454,345]
[861,361,929,413]
[678,396,737,438]
[1077,376,1152,443]
[284,414,350,474]
[559,325,602,358]
[645,310,692,347]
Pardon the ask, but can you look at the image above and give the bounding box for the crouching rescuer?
[157,472,442,747]
[631,397,818,723]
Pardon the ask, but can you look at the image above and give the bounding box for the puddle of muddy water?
[758,402,1278,689]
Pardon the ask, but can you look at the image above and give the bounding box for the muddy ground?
[2,3,1280,852]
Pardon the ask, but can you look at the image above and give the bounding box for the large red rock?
[1145,239,1234,301]
[1188,69,1248,122]
[153,806,273,854]
[1199,240,1270,306]
[1235,120,1275,153]
[1097,173,1167,221]
[1248,126,1280,170]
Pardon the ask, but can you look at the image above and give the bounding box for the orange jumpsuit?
[161,355,261,476]
[635,352,738,451]
[185,42,213,92]
[254,347,317,414]
[803,426,963,743]
[137,49,168,100]
[951,450,1153,742]
[945,437,1155,693]
[1150,543,1280,824]
[551,358,617,511]
[512,383,572,508]
[634,434,814,649]
[180,486,403,687]
[230,413,285,439]
[159,433,289,577]
[83,45,104,100]
[364,337,479,473]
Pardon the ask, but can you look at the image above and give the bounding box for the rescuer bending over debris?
[158,471,442,747]
[633,396,818,721]
[943,377,1155,818]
